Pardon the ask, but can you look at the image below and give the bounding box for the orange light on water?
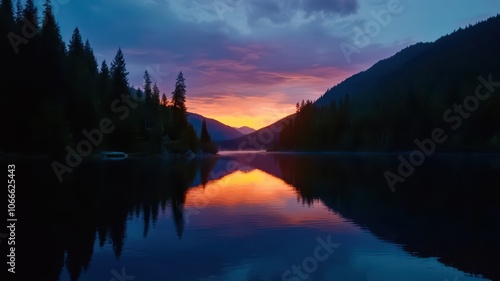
[184,169,353,230]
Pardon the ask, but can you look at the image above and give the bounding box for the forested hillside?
[279,15,500,151]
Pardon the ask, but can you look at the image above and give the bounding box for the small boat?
[100,151,128,160]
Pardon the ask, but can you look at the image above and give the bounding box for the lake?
[7,152,500,281]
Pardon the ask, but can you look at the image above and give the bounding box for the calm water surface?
[10,152,500,281]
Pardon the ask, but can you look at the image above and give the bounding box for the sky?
[41,0,500,129]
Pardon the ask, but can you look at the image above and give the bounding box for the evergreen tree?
[161,93,168,106]
[11,0,68,153]
[100,60,110,79]
[110,48,129,101]
[99,60,111,75]
[136,87,143,100]
[171,71,188,139]
[172,71,187,112]
[108,49,132,150]
[40,0,66,103]
[67,30,98,105]
[67,27,85,106]
[143,70,152,104]
[83,39,99,104]
[182,123,200,153]
[98,60,111,105]
[200,119,217,154]
[66,26,102,145]
[152,83,160,105]
[200,119,211,144]
[6,0,41,152]
[22,0,38,28]
[84,39,98,74]
[68,27,84,57]
[14,0,22,26]
[0,0,14,26]
[151,83,162,141]
[18,0,39,76]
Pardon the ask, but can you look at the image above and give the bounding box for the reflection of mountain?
[196,153,283,185]
[217,153,283,178]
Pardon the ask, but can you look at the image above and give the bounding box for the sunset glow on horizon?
[185,66,353,129]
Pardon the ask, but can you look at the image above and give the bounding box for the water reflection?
[6,152,500,281]
[184,169,353,232]
[273,153,500,280]
[12,156,209,281]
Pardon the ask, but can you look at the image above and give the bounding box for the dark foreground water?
[5,152,500,281]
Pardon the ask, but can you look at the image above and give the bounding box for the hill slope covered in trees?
[279,15,500,151]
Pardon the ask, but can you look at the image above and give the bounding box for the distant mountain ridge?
[236,126,256,135]
[188,112,244,141]
[216,115,294,150]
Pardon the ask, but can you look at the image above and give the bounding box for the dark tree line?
[280,77,500,152]
[0,0,217,155]
[279,96,352,151]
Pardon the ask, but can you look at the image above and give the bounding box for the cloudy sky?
[46,0,499,129]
